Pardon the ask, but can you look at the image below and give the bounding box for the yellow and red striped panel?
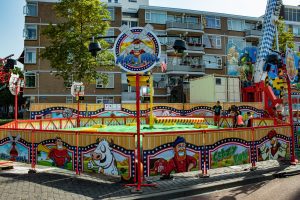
[155,117,204,124]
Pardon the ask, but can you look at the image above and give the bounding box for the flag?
[160,59,167,73]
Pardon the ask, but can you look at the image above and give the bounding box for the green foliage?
[41,0,114,84]
[12,67,24,78]
[273,17,295,52]
[0,119,13,125]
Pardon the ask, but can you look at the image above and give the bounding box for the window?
[185,16,198,24]
[216,78,222,85]
[24,24,37,40]
[107,7,115,21]
[122,21,138,27]
[228,18,245,31]
[154,30,167,44]
[109,0,119,3]
[96,73,114,88]
[284,8,300,22]
[96,96,114,104]
[64,76,73,88]
[245,23,256,30]
[145,11,167,24]
[122,12,138,18]
[205,16,221,29]
[203,35,222,49]
[153,74,168,88]
[24,2,37,16]
[293,25,300,36]
[168,56,202,67]
[105,28,115,43]
[66,96,73,103]
[186,36,202,45]
[203,55,222,69]
[25,72,36,88]
[295,42,300,52]
[129,0,137,2]
[24,48,36,64]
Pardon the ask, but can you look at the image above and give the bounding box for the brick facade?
[24,1,289,104]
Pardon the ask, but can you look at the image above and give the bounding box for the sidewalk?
[0,160,299,200]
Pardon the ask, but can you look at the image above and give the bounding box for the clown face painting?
[150,136,198,176]
[258,130,289,161]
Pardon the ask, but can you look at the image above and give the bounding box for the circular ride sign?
[113,25,161,73]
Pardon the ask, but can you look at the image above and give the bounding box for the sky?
[0,0,300,62]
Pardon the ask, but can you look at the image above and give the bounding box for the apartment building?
[23,0,261,104]
[282,5,300,52]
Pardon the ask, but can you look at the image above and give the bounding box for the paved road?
[0,162,131,200]
[178,174,300,200]
[1,161,299,200]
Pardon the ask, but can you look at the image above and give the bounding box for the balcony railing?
[167,59,205,73]
[166,21,204,32]
[166,44,205,54]
[245,29,262,37]
[121,92,136,102]
[186,44,205,52]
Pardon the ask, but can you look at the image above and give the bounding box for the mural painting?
[37,137,73,170]
[0,134,29,162]
[238,47,256,87]
[257,130,289,161]
[82,138,131,179]
[185,109,213,117]
[149,136,198,176]
[210,143,250,168]
[152,109,180,117]
[296,128,300,158]
[96,111,130,117]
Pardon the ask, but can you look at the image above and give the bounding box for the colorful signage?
[114,25,161,73]
[210,144,250,168]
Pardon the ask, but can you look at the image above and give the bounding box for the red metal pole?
[14,83,18,128]
[76,132,79,175]
[77,93,80,128]
[287,78,296,164]
[251,127,256,170]
[31,130,35,169]
[136,74,141,191]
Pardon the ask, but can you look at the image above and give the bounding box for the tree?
[273,17,295,52]
[41,0,114,84]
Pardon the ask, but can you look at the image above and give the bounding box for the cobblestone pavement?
[0,160,299,200]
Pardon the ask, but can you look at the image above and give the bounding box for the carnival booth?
[0,0,298,192]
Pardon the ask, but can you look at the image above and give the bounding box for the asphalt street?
[1,160,299,200]
[177,174,300,200]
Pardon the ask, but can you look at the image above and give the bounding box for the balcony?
[121,92,136,103]
[167,43,205,55]
[166,58,205,75]
[166,21,204,34]
[245,29,262,41]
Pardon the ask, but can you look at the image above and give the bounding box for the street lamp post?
[9,74,23,128]
[71,82,84,128]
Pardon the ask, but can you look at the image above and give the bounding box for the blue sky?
[0,0,299,61]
